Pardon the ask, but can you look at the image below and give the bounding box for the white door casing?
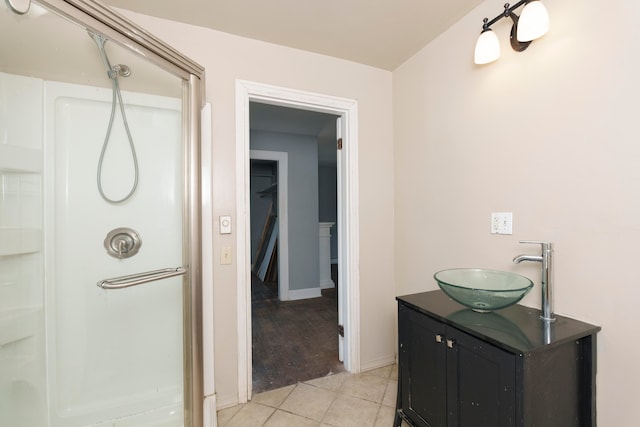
[336,116,345,362]
[235,80,360,402]
[201,102,218,426]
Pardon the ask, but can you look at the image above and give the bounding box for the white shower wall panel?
[0,174,42,273]
[0,72,46,427]
[44,81,184,425]
[0,72,43,151]
[0,72,43,310]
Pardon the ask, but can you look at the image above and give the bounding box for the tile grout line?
[318,383,341,427]
[371,368,394,426]
[259,382,298,426]
[282,382,330,426]
[221,366,398,426]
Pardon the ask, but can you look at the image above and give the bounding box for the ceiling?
[101,0,483,70]
[92,0,486,166]
[250,102,338,166]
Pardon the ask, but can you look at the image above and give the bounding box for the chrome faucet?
[513,241,555,322]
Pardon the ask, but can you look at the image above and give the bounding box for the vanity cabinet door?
[398,304,446,427]
[445,326,516,427]
[398,303,517,427]
[397,293,600,427]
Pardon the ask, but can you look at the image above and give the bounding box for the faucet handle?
[519,240,553,251]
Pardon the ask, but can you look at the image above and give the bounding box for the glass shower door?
[46,80,185,426]
[1,1,203,425]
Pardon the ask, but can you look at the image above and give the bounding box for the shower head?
[87,30,132,79]
[88,30,107,50]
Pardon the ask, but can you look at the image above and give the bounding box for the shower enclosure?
[1,1,204,426]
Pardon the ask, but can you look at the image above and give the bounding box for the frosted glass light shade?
[517,1,550,42]
[474,29,500,64]
[5,0,30,14]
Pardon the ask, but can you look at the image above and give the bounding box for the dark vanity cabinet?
[395,291,600,427]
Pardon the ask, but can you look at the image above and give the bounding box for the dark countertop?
[397,290,601,355]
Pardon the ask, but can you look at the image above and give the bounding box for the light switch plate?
[221,246,232,265]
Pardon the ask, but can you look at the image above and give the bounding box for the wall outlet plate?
[491,212,513,235]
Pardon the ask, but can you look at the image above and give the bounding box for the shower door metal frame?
[35,1,206,425]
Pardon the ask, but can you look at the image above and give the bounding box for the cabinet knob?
[446,339,455,348]
[435,334,443,343]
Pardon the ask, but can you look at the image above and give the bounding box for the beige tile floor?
[217,364,411,427]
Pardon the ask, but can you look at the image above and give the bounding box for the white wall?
[118,10,396,408]
[393,1,640,425]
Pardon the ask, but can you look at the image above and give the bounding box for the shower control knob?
[104,227,141,259]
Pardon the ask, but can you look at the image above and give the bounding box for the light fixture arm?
[481,1,531,52]
[483,1,527,28]
[507,10,531,52]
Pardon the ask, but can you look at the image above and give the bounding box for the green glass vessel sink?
[434,268,534,313]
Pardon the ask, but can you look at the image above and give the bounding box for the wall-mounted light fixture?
[474,1,549,65]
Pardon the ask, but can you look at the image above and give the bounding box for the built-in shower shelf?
[0,145,42,173]
[0,228,42,256]
[0,308,41,379]
[0,355,37,379]
[0,307,40,347]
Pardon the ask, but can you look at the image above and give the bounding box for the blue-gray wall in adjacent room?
[318,165,338,261]
[251,130,319,292]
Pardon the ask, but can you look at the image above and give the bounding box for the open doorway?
[249,103,342,393]
[236,80,360,402]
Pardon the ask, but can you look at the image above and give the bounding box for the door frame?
[249,150,290,300]
[235,80,360,401]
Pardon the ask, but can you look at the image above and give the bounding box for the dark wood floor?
[251,266,344,394]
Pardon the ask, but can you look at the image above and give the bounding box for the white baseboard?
[319,279,335,289]
[204,394,218,427]
[360,354,397,372]
[216,393,240,411]
[287,287,322,300]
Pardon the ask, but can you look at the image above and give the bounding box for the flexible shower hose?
[96,69,139,204]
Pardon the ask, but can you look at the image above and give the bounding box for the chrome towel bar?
[97,266,186,289]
